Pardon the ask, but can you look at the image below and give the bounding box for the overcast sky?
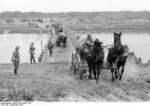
[0,0,150,12]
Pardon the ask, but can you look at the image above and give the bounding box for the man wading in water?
[11,46,20,75]
[29,42,36,64]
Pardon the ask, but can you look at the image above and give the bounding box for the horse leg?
[93,65,97,80]
[120,65,125,80]
[96,65,101,84]
[116,64,122,80]
[111,69,115,82]
[115,66,119,79]
[88,64,92,80]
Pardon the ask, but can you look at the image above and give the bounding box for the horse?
[107,45,129,82]
[56,36,62,47]
[84,39,104,84]
[62,36,67,48]
[56,35,67,48]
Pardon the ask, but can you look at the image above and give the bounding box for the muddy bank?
[0,58,149,102]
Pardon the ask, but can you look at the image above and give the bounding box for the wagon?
[70,45,117,79]
[56,33,67,48]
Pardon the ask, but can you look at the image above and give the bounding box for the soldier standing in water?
[29,42,36,64]
[11,46,20,75]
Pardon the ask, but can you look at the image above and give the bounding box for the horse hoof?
[115,76,118,79]
[88,77,92,80]
[112,79,115,82]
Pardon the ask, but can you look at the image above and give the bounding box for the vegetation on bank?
[1,11,150,20]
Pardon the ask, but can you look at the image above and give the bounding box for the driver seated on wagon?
[84,34,94,45]
[76,34,103,64]
[76,34,94,52]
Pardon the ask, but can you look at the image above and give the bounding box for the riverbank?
[1,19,150,34]
[0,54,149,101]
[0,22,48,34]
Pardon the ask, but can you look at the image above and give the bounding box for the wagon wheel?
[70,53,78,74]
[75,54,83,79]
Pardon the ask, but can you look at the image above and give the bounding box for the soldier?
[84,34,94,45]
[11,46,20,75]
[29,42,36,64]
[48,40,54,57]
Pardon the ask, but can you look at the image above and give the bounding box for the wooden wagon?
[70,45,117,79]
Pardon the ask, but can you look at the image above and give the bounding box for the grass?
[7,89,34,101]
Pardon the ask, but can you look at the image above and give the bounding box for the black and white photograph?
[0,0,150,105]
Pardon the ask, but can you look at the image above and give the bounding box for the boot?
[14,69,17,75]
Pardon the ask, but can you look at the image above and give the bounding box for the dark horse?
[62,36,67,48]
[107,44,129,82]
[56,35,67,48]
[84,39,104,83]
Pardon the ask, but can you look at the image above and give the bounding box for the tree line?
[0,11,150,20]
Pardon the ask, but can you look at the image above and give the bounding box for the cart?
[70,45,117,79]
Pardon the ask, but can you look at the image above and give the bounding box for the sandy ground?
[0,38,149,102]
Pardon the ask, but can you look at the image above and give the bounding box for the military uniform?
[29,44,36,64]
[84,37,94,44]
[11,46,20,75]
[83,34,94,48]
[48,41,54,57]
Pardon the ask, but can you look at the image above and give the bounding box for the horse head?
[113,31,122,37]
[93,39,104,60]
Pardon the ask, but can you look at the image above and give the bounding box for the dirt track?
[0,38,150,102]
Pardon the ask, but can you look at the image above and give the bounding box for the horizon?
[1,10,150,14]
[0,0,150,13]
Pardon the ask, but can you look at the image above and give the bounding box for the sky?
[0,0,150,12]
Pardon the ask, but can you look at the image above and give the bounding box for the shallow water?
[0,34,48,63]
[79,33,150,63]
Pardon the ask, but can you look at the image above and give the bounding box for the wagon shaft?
[80,64,117,70]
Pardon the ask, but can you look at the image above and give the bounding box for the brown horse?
[85,39,104,83]
[107,45,129,81]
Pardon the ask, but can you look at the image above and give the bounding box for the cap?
[87,33,91,37]
[15,46,20,49]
